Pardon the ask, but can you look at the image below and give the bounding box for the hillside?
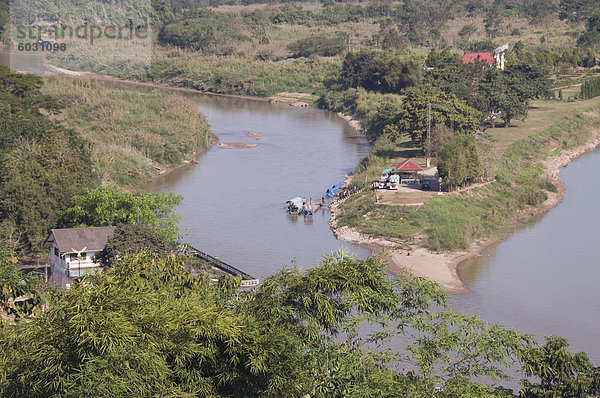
[41,77,215,188]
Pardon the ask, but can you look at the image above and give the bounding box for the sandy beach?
[331,116,600,294]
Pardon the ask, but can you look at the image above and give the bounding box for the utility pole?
[427,103,432,168]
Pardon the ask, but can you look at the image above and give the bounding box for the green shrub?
[287,34,347,58]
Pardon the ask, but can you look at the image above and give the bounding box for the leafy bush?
[287,34,346,58]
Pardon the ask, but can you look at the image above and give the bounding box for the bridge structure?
[184,245,260,288]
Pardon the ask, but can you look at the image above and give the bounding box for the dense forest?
[0,66,92,254]
[2,249,600,397]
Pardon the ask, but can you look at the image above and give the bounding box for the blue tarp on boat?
[325,182,343,197]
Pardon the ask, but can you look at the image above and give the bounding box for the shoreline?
[39,61,600,290]
[330,121,600,294]
[139,138,219,190]
[41,62,224,188]
[41,62,318,186]
[42,61,316,107]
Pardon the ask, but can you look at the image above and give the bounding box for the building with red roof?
[396,159,423,172]
[461,52,495,65]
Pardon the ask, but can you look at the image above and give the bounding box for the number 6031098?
[17,42,67,51]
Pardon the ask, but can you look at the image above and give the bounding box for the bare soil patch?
[219,142,258,149]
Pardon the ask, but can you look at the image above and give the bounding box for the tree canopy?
[59,185,183,241]
[437,134,483,189]
[1,249,598,396]
[0,67,92,253]
[95,223,178,267]
[341,50,422,94]
[383,86,481,144]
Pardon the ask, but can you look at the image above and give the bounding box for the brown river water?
[3,50,599,365]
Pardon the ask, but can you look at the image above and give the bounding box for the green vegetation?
[149,50,342,97]
[437,135,482,190]
[95,223,177,267]
[41,77,214,187]
[521,336,600,397]
[59,185,183,241]
[16,0,591,100]
[581,76,600,99]
[0,247,43,319]
[340,50,422,93]
[1,249,598,396]
[287,34,347,58]
[337,102,600,251]
[4,2,600,395]
[0,67,92,254]
[9,0,152,26]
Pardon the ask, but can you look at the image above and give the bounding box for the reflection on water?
[453,148,600,362]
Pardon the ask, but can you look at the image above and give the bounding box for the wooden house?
[44,226,116,286]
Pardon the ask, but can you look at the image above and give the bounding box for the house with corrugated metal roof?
[44,226,116,286]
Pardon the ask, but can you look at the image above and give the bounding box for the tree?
[458,23,477,41]
[477,68,526,127]
[428,124,455,159]
[59,185,183,241]
[341,50,422,94]
[437,135,482,189]
[484,2,502,39]
[0,67,86,253]
[0,131,92,252]
[0,246,43,319]
[577,12,600,50]
[0,252,533,397]
[95,223,178,267]
[393,86,481,144]
[520,336,600,397]
[287,34,347,58]
[527,0,556,26]
[559,0,599,24]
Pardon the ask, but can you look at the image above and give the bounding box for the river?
[3,50,599,364]
[143,94,373,278]
[453,147,600,362]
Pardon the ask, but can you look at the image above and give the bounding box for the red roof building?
[461,52,495,65]
[396,159,423,172]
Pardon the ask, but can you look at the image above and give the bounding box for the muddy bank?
[336,112,363,132]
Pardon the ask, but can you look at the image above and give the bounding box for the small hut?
[396,159,423,184]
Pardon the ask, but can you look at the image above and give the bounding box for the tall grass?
[150,49,342,97]
[337,103,600,251]
[42,77,215,188]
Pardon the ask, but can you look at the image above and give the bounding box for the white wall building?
[44,226,116,287]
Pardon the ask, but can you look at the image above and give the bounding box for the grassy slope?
[42,77,215,188]
[337,96,600,251]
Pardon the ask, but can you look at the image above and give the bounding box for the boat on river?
[286,197,304,214]
[326,182,343,198]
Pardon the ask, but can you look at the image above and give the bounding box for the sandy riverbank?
[330,123,600,294]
